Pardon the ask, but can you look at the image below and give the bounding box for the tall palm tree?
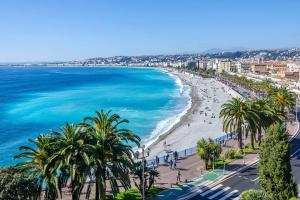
[15,134,59,200]
[45,123,92,200]
[220,98,260,151]
[80,110,140,200]
[252,98,285,146]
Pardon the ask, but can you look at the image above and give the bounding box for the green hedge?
[106,187,163,200]
[240,189,270,200]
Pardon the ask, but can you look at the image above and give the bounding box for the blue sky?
[0,0,300,62]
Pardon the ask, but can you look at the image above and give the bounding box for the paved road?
[291,126,300,192]
[179,124,300,200]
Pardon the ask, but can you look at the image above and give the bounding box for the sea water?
[0,66,190,166]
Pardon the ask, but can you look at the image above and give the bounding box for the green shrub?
[225,149,236,159]
[114,189,141,200]
[289,197,300,200]
[108,187,163,200]
[208,159,232,168]
[0,166,39,200]
[234,150,243,159]
[244,147,253,154]
[240,189,270,200]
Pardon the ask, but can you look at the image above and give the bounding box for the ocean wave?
[159,68,184,93]
[143,71,192,149]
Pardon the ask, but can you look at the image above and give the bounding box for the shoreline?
[146,68,197,149]
[142,68,192,149]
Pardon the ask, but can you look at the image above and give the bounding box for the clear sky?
[0,0,300,62]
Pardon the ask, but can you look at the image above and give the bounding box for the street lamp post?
[223,153,226,175]
[212,154,215,171]
[295,97,299,122]
[141,146,145,200]
[243,143,246,165]
[241,124,247,165]
[136,145,150,200]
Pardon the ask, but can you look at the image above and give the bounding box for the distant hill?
[202,47,249,55]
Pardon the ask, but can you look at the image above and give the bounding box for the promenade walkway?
[153,120,298,200]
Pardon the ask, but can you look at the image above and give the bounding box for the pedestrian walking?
[166,154,169,162]
[176,170,181,183]
[174,151,178,161]
[155,156,159,166]
[169,159,173,170]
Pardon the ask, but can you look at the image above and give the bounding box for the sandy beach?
[148,68,241,158]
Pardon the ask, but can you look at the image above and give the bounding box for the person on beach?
[174,151,178,161]
[155,156,159,166]
[173,161,177,169]
[170,159,173,170]
[166,154,169,162]
[177,170,181,183]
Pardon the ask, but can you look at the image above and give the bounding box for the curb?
[289,121,300,142]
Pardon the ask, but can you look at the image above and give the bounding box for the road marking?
[218,189,239,200]
[176,185,209,200]
[252,177,259,182]
[208,186,230,199]
[200,184,223,196]
[292,147,300,157]
[232,196,240,200]
[196,180,212,187]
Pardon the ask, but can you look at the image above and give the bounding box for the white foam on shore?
[143,69,192,149]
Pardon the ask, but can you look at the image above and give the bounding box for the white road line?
[292,147,300,157]
[177,185,209,200]
[196,180,212,187]
[252,177,259,182]
[218,189,239,200]
[232,196,240,200]
[208,186,230,199]
[200,184,223,196]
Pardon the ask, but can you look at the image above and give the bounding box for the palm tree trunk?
[258,126,262,146]
[251,132,255,150]
[100,167,106,200]
[95,170,100,200]
[238,126,243,152]
[95,166,106,200]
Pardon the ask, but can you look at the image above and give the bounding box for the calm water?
[0,66,189,166]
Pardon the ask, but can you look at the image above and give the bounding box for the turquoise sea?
[0,66,190,166]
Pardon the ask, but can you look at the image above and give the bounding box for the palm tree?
[45,123,92,200]
[131,161,159,197]
[220,98,260,151]
[208,138,222,168]
[269,87,296,115]
[252,98,284,146]
[196,138,210,170]
[260,78,274,96]
[80,110,140,200]
[15,134,59,200]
